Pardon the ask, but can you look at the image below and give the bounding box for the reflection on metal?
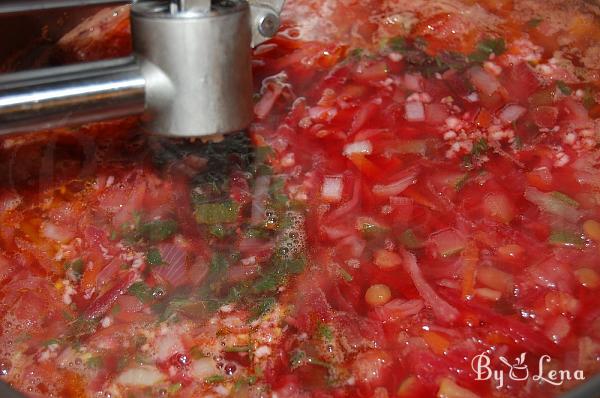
[0,57,145,135]
[248,0,284,46]
[0,0,129,14]
[0,0,285,138]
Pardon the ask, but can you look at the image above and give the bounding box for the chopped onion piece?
[321,176,344,203]
[483,193,515,223]
[475,288,502,301]
[190,358,219,379]
[437,378,480,398]
[405,101,425,122]
[116,366,165,387]
[498,104,527,123]
[430,229,466,258]
[477,266,514,292]
[343,140,373,157]
[337,234,366,257]
[41,221,75,243]
[155,334,184,362]
[468,66,501,96]
[524,186,582,222]
[372,167,419,197]
[545,315,571,343]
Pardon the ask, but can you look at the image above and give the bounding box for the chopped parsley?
[194,200,239,224]
[64,258,84,280]
[190,346,206,359]
[146,248,163,266]
[471,138,489,157]
[85,356,103,369]
[208,224,228,239]
[141,219,178,243]
[225,345,253,353]
[526,18,543,29]
[548,230,585,248]
[454,173,470,192]
[167,383,182,394]
[399,229,425,249]
[317,322,334,341]
[119,216,178,244]
[556,80,572,95]
[337,266,353,282]
[289,349,331,370]
[582,87,597,109]
[348,48,364,58]
[205,375,226,384]
[290,350,307,370]
[250,296,277,321]
[42,338,61,347]
[551,191,579,208]
[128,282,154,303]
[469,38,506,63]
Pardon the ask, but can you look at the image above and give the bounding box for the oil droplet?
[224,363,236,375]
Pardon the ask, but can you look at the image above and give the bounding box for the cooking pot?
[0,3,599,398]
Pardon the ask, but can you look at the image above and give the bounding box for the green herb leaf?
[290,350,307,370]
[454,173,470,192]
[245,227,271,239]
[527,18,543,29]
[205,375,226,384]
[469,38,506,63]
[225,345,252,353]
[337,266,353,282]
[209,224,227,239]
[471,138,489,157]
[358,219,389,239]
[349,48,364,58]
[141,219,178,243]
[190,346,206,359]
[64,258,84,280]
[270,177,288,209]
[556,80,572,95]
[548,230,585,248]
[128,282,154,303]
[317,323,334,341]
[146,248,163,266]
[250,296,276,320]
[387,37,407,52]
[551,191,579,208]
[167,383,182,394]
[194,201,239,224]
[399,229,424,249]
[111,303,121,315]
[583,87,597,109]
[42,338,61,347]
[85,356,103,369]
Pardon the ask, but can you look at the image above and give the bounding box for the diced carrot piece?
[81,261,101,291]
[348,154,382,179]
[461,242,479,299]
[475,108,493,128]
[422,331,450,355]
[404,186,437,210]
